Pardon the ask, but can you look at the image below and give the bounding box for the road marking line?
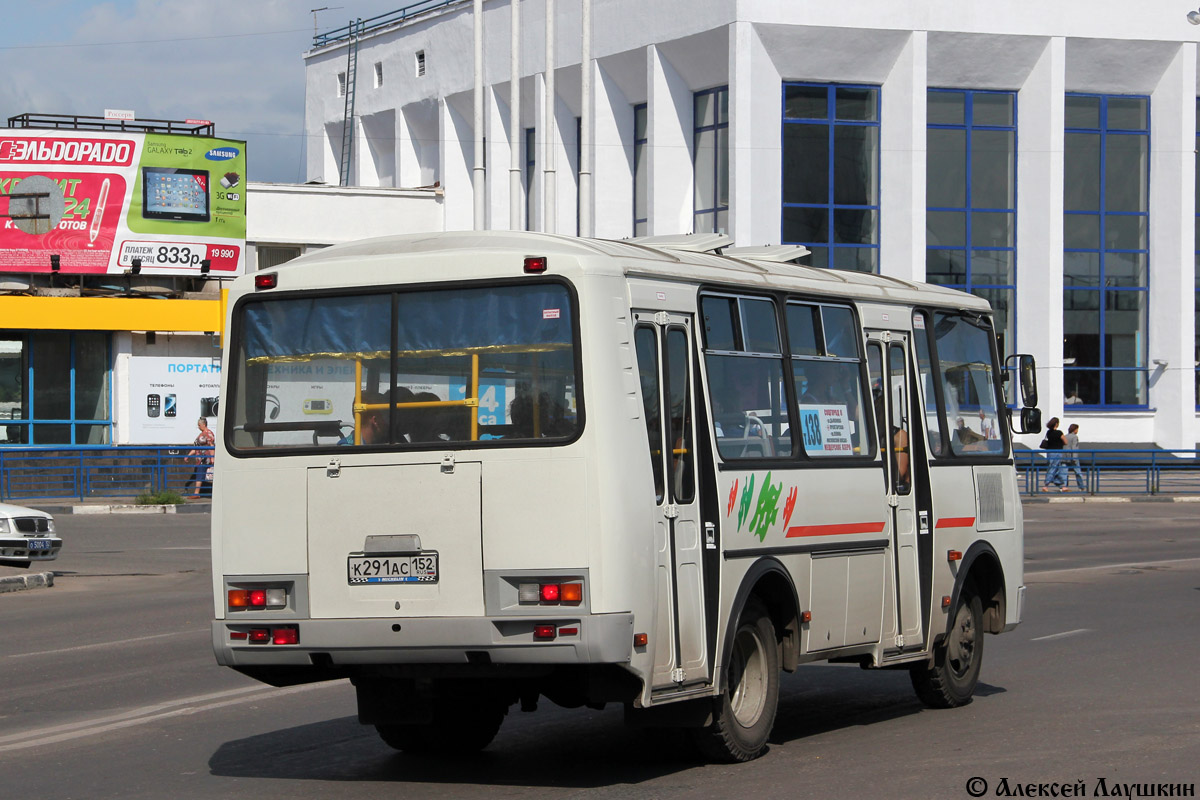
[1031,628,1092,642]
[0,682,340,752]
[1026,556,1200,577]
[6,629,204,659]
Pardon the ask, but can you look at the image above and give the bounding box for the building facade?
[303,0,1200,448]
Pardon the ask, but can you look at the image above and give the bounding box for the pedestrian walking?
[1041,416,1066,491]
[1064,423,1086,492]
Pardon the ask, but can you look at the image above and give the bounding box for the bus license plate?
[27,539,51,551]
[347,553,438,585]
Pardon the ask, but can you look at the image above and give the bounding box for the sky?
[0,0,410,183]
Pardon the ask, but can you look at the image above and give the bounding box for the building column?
[487,86,513,230]
[729,21,781,248]
[440,97,475,231]
[592,60,634,239]
[647,44,692,235]
[1149,43,1197,449]
[1015,37,1065,441]
[879,31,926,282]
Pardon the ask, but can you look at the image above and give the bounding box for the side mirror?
[1016,407,1042,435]
[1005,354,1038,408]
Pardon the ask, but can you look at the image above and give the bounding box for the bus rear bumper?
[213,613,635,668]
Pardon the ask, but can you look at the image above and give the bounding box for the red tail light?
[254,273,278,290]
[249,589,267,607]
[272,627,299,645]
[539,583,560,602]
[248,628,270,644]
[523,256,547,274]
[533,624,556,640]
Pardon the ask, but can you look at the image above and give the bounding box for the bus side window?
[635,326,666,503]
[665,327,695,504]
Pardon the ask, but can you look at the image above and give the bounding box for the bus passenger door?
[867,334,924,650]
[634,314,709,690]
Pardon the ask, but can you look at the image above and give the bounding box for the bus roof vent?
[722,245,811,263]
[626,233,733,253]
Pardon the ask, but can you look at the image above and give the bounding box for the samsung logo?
[205,147,239,161]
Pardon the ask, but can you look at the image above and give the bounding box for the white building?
[301,0,1200,449]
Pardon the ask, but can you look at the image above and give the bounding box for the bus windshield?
[227,282,580,451]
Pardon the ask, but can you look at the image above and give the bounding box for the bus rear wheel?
[375,695,507,754]
[690,599,779,763]
[910,591,983,708]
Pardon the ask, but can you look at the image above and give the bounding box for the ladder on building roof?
[338,18,365,187]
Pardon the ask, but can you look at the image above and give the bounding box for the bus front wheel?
[691,598,779,762]
[910,591,984,708]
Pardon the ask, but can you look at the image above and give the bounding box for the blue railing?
[0,446,213,502]
[314,1,467,48]
[0,445,1197,501]
[1015,449,1200,495]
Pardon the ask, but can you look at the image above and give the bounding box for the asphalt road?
[1,503,1198,799]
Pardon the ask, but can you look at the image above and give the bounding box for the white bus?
[211,231,1040,762]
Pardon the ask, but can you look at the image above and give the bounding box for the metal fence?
[1016,449,1200,496]
[0,445,1197,502]
[0,446,214,502]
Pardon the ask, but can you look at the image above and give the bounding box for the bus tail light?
[254,273,278,290]
[533,624,556,640]
[518,580,584,606]
[273,627,299,645]
[947,550,963,562]
[237,626,298,644]
[524,256,547,274]
[228,586,287,611]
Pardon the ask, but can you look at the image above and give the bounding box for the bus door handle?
[919,510,930,535]
[705,521,716,550]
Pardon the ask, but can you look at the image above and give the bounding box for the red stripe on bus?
[786,521,886,538]
[935,517,976,529]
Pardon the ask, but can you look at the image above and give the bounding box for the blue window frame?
[926,89,1017,356]
[633,103,648,237]
[693,86,728,234]
[0,331,113,445]
[1063,93,1149,407]
[781,82,881,272]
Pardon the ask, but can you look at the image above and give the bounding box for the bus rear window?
[228,283,580,451]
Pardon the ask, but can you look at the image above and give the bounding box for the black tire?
[691,599,780,762]
[376,696,507,754]
[910,592,984,708]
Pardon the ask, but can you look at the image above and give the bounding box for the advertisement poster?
[127,356,222,445]
[0,130,246,275]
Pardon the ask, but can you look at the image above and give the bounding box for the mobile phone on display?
[147,394,161,418]
[164,394,177,417]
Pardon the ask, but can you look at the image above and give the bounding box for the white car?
[0,503,61,567]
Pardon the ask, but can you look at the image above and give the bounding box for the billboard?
[0,130,246,276]
[126,355,222,445]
